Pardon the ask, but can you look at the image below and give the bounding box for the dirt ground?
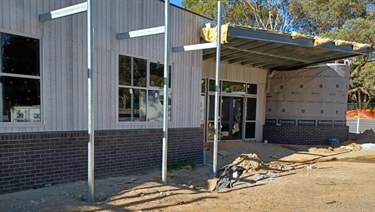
[1,132,375,212]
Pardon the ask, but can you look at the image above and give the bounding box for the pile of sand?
[308,147,334,153]
[230,153,265,173]
[308,142,362,153]
[338,142,362,151]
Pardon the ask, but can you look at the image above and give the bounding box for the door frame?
[202,78,258,142]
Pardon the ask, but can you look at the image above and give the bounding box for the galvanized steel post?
[87,0,95,204]
[162,0,170,183]
[213,1,221,174]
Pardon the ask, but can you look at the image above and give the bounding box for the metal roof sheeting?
[202,25,370,71]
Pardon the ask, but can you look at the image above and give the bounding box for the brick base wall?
[0,128,203,193]
[263,125,349,145]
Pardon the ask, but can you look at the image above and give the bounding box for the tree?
[287,0,372,35]
[182,0,294,31]
[349,62,375,109]
[323,18,375,78]
[288,0,375,108]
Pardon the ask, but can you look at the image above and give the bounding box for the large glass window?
[150,62,171,88]
[0,33,41,122]
[118,55,172,122]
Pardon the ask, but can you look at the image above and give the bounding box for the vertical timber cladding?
[202,61,269,141]
[0,0,207,193]
[0,0,208,133]
[264,64,350,144]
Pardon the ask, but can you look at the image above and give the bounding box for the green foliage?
[322,18,375,45]
[349,62,375,108]
[287,0,371,35]
[167,159,195,171]
[182,0,225,20]
[182,0,293,31]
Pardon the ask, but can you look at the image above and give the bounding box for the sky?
[170,0,183,7]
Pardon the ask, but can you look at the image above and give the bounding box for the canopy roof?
[202,25,370,71]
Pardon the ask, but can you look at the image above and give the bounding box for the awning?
[202,25,370,71]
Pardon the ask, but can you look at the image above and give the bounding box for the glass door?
[221,97,243,140]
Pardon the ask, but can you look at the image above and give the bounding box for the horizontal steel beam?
[228,27,369,54]
[39,2,87,22]
[172,42,217,52]
[117,26,165,39]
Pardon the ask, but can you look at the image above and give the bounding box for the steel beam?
[172,42,217,52]
[116,26,165,39]
[39,2,87,22]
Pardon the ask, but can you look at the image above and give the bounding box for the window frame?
[205,78,258,140]
[0,30,43,125]
[117,54,172,124]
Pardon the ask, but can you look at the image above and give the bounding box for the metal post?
[213,1,221,174]
[356,116,360,134]
[87,0,95,204]
[131,59,134,121]
[0,34,3,122]
[162,0,170,183]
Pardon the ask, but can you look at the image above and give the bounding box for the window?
[0,33,41,123]
[118,55,172,122]
[200,79,206,140]
[222,81,246,94]
[247,83,257,94]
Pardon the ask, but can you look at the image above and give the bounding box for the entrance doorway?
[201,79,258,142]
[221,97,243,140]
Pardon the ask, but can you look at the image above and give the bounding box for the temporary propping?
[173,1,224,174]
[118,1,226,182]
[36,0,223,202]
[38,0,95,203]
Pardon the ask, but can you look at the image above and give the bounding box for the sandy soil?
[1,137,375,212]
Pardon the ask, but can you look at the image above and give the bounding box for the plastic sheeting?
[361,143,375,151]
[266,64,350,126]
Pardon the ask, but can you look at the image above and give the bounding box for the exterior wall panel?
[0,0,207,132]
[202,61,268,84]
